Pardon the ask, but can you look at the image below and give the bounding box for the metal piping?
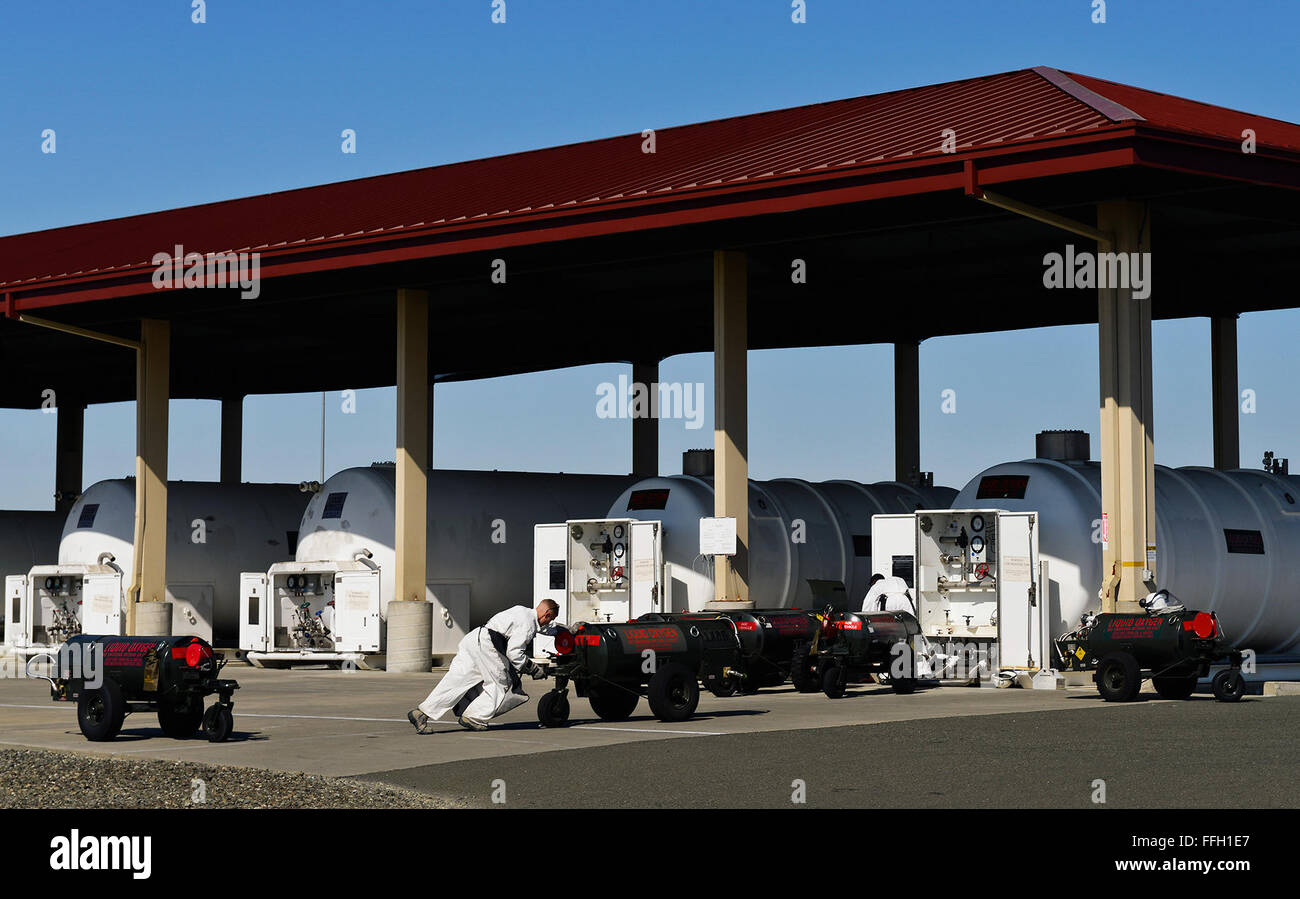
[14,313,141,350]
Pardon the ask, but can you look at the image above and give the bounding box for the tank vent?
[1035,430,1090,462]
[682,448,715,477]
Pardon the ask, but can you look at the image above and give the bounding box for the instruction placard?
[700,517,737,556]
[1002,554,1031,583]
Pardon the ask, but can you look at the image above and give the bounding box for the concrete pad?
[0,667,1137,780]
[1263,681,1300,696]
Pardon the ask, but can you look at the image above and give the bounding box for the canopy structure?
[4,65,1297,649]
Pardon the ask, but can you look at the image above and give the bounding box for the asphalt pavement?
[358,695,1300,809]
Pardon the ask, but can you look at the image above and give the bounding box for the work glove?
[520,660,547,680]
[529,667,549,680]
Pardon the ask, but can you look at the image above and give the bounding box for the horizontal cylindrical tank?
[0,511,66,639]
[61,480,307,643]
[608,476,958,611]
[295,466,636,625]
[569,618,739,684]
[1,511,65,579]
[640,608,816,688]
[952,459,1300,656]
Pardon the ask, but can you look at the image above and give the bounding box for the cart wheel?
[789,641,820,693]
[891,675,918,695]
[891,645,919,694]
[821,664,846,699]
[588,686,639,721]
[157,703,204,738]
[706,676,738,698]
[739,672,763,695]
[1152,675,1198,701]
[537,691,570,727]
[77,679,126,742]
[1212,669,1245,703]
[1095,652,1141,702]
[647,663,700,722]
[203,704,234,742]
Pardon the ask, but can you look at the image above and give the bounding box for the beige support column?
[387,288,433,672]
[894,340,921,485]
[632,360,659,477]
[55,393,84,514]
[709,250,750,608]
[220,396,243,484]
[428,382,436,471]
[131,319,172,635]
[1211,315,1240,471]
[1097,201,1155,613]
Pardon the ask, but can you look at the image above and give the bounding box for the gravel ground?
[0,748,463,809]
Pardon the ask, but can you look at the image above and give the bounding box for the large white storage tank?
[952,432,1300,657]
[61,479,307,644]
[0,511,65,640]
[295,466,637,626]
[606,464,958,611]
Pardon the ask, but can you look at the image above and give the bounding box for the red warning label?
[1103,617,1163,640]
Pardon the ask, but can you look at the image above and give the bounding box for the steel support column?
[55,394,84,513]
[130,319,171,635]
[894,340,921,485]
[388,288,433,672]
[1097,201,1155,613]
[709,250,749,607]
[1211,315,1240,471]
[632,360,659,477]
[220,396,243,484]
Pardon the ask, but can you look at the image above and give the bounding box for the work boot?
[457,715,488,732]
[407,709,436,734]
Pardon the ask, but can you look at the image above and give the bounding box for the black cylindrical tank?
[826,610,920,665]
[573,618,738,683]
[1083,611,1222,668]
[59,634,217,698]
[640,609,815,668]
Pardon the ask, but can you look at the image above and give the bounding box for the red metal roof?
[2,66,1296,299]
[1067,71,1300,153]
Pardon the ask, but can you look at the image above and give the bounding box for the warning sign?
[699,517,736,556]
[89,593,115,616]
[1001,555,1031,583]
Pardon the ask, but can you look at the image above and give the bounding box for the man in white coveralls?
[861,573,936,681]
[861,573,916,614]
[407,600,558,733]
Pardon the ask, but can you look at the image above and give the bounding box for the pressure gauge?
[613,524,625,539]
[970,514,985,533]
[613,542,625,559]
[970,535,985,555]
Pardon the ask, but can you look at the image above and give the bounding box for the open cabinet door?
[334,570,381,652]
[4,575,30,647]
[239,573,269,651]
[995,511,1042,670]
[533,523,569,619]
[870,513,919,605]
[629,520,662,617]
[82,573,123,636]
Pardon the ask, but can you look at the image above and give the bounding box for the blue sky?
[2,1,1298,508]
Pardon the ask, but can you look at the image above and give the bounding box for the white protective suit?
[418,605,539,726]
[862,576,916,614]
[861,576,937,680]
